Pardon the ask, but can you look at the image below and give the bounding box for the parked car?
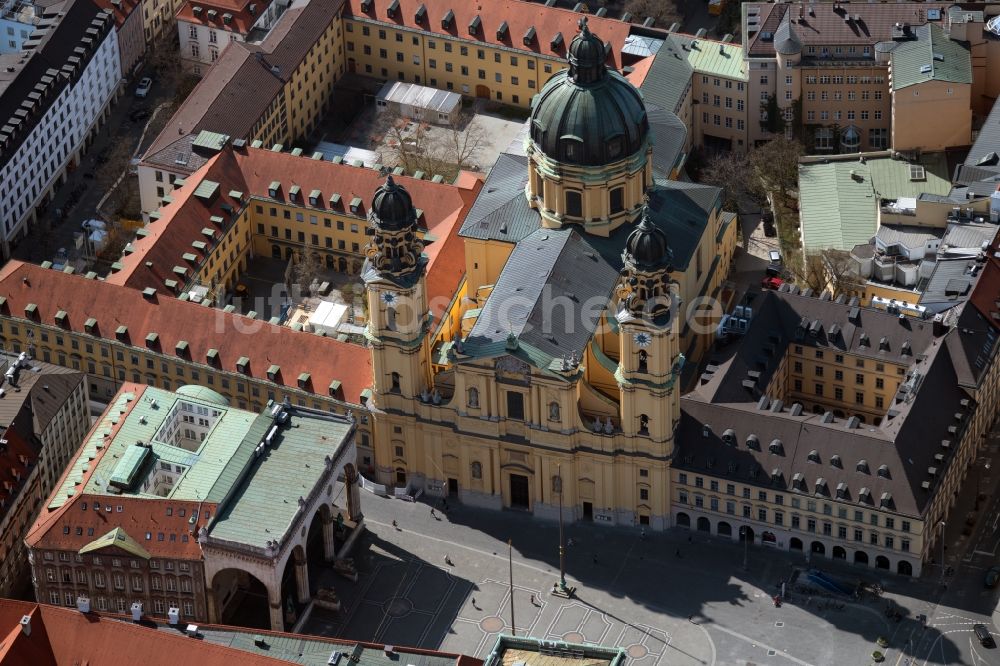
[985,566,1000,588]
[974,624,995,648]
[134,77,152,98]
[761,276,784,290]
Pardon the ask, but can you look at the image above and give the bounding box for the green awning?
[328,380,342,395]
[182,253,198,263]
[24,303,36,316]
[54,310,67,321]
[145,333,158,346]
[298,372,311,386]
[84,317,97,330]
[175,340,189,355]
[237,356,250,369]
[267,364,280,377]
[289,185,301,197]
[269,180,280,194]
[207,348,219,362]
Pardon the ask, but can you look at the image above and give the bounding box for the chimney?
[19,615,30,636]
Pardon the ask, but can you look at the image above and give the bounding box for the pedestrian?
[472,597,477,609]
[675,548,681,558]
[431,508,436,519]
[530,594,536,606]
[392,519,398,529]
[688,615,695,624]
[640,528,646,540]
[688,535,692,543]
[592,554,598,565]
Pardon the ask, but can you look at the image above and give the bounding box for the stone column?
[268,584,284,632]
[295,560,310,604]
[322,514,337,561]
[345,467,363,522]
[206,585,220,624]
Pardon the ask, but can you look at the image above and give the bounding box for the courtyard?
[300,491,996,666]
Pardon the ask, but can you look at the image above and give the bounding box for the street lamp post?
[558,464,566,592]
[741,526,749,571]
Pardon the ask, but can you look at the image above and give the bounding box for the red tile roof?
[0,598,481,666]
[25,384,214,561]
[113,144,482,319]
[90,0,142,28]
[344,0,633,68]
[0,263,373,403]
[176,0,275,35]
[0,599,289,666]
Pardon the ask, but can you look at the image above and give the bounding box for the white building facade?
[0,2,121,258]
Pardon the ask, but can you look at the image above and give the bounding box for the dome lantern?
[528,19,649,167]
[371,175,417,231]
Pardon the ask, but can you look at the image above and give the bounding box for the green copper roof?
[670,33,747,81]
[109,444,152,490]
[192,130,229,152]
[175,384,228,406]
[891,24,972,90]
[798,153,950,251]
[208,409,354,548]
[79,387,258,502]
[80,527,152,559]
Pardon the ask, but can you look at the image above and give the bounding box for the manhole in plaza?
[480,616,505,633]
[774,622,783,627]
[767,650,777,656]
[563,632,584,643]
[626,644,648,659]
[385,597,413,618]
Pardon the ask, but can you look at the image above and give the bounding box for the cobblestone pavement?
[300,492,955,666]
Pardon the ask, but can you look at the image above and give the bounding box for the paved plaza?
[299,490,989,666]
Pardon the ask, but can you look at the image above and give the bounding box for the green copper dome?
[529,18,649,167]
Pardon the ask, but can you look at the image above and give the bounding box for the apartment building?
[743,2,974,153]
[93,0,146,75]
[26,384,361,631]
[0,259,378,467]
[675,280,1000,577]
[341,0,635,107]
[176,0,276,75]
[141,0,185,42]
[0,0,121,259]
[138,0,346,216]
[116,139,481,311]
[0,352,88,598]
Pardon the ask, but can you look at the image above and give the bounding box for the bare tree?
[624,0,682,27]
[373,109,483,180]
[700,150,764,212]
[749,138,803,209]
[292,249,324,294]
[793,249,863,297]
[444,112,486,172]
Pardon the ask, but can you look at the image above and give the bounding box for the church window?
[638,349,648,373]
[639,414,649,435]
[390,372,401,392]
[467,386,479,408]
[610,187,624,215]
[565,191,582,217]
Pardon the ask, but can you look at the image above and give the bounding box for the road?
[11,72,179,268]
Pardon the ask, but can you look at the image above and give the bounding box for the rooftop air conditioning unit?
[131,602,142,621]
[168,607,180,625]
[76,597,91,613]
[186,624,199,637]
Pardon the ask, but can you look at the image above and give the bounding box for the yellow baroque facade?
[365,21,722,528]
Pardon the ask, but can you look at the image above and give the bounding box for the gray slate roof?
[919,258,978,309]
[639,35,694,115]
[941,221,999,252]
[647,103,687,178]
[678,288,974,518]
[462,227,620,375]
[458,152,538,243]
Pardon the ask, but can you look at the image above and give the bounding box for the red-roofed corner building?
[26,382,364,632]
[92,0,145,74]
[176,0,276,76]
